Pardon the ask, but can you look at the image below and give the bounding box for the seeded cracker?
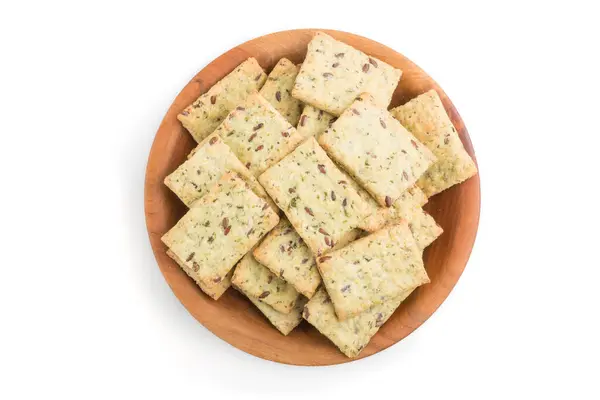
[236,288,308,336]
[166,250,232,300]
[252,218,320,298]
[320,154,392,233]
[161,172,279,287]
[356,209,391,233]
[303,287,414,358]
[259,58,304,126]
[383,188,443,249]
[318,93,436,207]
[316,222,429,320]
[407,210,442,250]
[164,132,275,211]
[319,156,391,233]
[178,58,267,143]
[232,253,299,314]
[333,166,388,232]
[390,90,478,196]
[253,218,361,299]
[404,185,428,208]
[292,32,401,116]
[214,92,304,177]
[258,137,373,256]
[360,186,443,250]
[296,105,336,139]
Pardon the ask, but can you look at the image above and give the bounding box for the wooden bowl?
[144,29,480,366]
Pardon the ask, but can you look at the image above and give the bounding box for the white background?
[1,1,599,399]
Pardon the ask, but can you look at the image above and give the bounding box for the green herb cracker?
[296,105,336,139]
[237,288,308,336]
[390,90,477,196]
[292,32,401,116]
[259,58,304,126]
[214,92,304,177]
[360,186,442,250]
[318,93,436,207]
[167,250,232,300]
[178,58,267,142]
[161,172,279,288]
[253,218,361,298]
[303,287,414,357]
[232,253,299,314]
[164,132,275,211]
[258,137,374,256]
[316,222,429,320]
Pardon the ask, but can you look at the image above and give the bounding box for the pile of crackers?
[161,32,477,358]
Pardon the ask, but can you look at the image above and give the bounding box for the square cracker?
[237,288,308,336]
[332,165,389,232]
[292,32,401,116]
[252,218,320,298]
[315,155,392,233]
[232,253,299,314]
[358,185,426,232]
[316,222,429,320]
[253,218,361,299]
[384,188,442,249]
[318,93,436,207]
[404,209,442,250]
[303,287,414,358]
[390,89,478,196]
[360,185,442,250]
[296,105,336,139]
[258,137,374,256]
[166,250,232,300]
[404,185,428,208]
[259,58,304,126]
[164,132,275,211]
[178,58,267,143]
[214,92,305,177]
[161,172,279,287]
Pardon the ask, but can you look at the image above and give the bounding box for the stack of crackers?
[161,32,477,358]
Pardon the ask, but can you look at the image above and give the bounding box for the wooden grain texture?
[144,29,480,366]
